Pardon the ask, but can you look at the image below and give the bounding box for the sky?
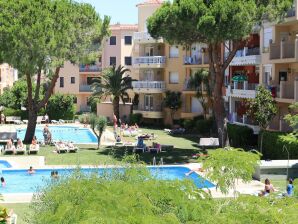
[78,0,141,24]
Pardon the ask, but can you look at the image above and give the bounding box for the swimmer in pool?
[28,166,35,175]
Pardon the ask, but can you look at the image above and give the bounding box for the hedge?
[129,113,143,125]
[260,130,298,160]
[227,123,257,148]
[195,118,214,134]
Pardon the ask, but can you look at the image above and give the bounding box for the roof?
[109,24,138,31]
[136,0,163,7]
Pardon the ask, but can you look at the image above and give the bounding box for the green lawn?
[1,203,31,224]
[0,127,201,165]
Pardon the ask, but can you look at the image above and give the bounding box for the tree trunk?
[24,109,38,144]
[112,96,120,124]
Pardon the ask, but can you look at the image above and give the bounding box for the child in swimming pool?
[1,177,6,187]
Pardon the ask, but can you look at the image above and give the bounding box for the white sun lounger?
[51,120,58,124]
[28,144,40,154]
[55,143,68,153]
[16,146,26,154]
[67,144,79,153]
[198,138,219,149]
[4,146,16,154]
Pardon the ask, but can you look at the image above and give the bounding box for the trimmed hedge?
[227,123,257,148]
[260,130,298,160]
[195,118,214,134]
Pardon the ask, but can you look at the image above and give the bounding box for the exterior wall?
[0,63,18,95]
[97,102,132,122]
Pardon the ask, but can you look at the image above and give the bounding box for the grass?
[1,203,31,224]
[0,127,202,165]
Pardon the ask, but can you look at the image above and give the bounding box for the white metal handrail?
[132,81,165,90]
[134,56,166,65]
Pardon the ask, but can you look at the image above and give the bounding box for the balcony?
[269,40,298,62]
[133,56,166,68]
[133,105,163,119]
[229,47,261,66]
[133,32,163,44]
[226,82,258,99]
[183,81,207,93]
[180,110,203,119]
[79,64,102,73]
[132,81,166,93]
[230,113,260,134]
[80,105,91,112]
[275,80,298,103]
[79,85,92,92]
[286,7,296,18]
[183,54,209,66]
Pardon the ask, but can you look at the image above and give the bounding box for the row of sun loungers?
[4,116,67,125]
[54,142,79,153]
[0,144,39,155]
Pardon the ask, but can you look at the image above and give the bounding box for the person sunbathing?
[30,136,39,150]
[6,138,16,154]
[16,138,24,151]
[259,178,275,196]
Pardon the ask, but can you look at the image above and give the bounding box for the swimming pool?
[0,166,214,193]
[17,126,97,144]
[0,160,12,169]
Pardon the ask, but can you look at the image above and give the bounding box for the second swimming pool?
[0,166,215,194]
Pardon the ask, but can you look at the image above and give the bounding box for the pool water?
[17,126,97,144]
[0,166,214,193]
[0,160,12,169]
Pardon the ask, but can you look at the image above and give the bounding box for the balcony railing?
[80,105,91,112]
[277,81,295,100]
[133,56,166,65]
[133,104,162,112]
[132,81,165,90]
[269,40,297,60]
[286,8,296,18]
[79,64,102,72]
[79,85,92,92]
[133,31,162,42]
[227,82,258,99]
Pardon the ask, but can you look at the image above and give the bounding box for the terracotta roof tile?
[137,0,163,7]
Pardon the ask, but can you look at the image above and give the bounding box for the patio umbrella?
[232,75,248,82]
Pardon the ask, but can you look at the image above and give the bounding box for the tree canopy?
[0,0,110,142]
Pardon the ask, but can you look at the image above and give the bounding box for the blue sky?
[78,0,141,24]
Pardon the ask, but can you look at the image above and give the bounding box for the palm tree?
[188,69,211,119]
[92,65,134,121]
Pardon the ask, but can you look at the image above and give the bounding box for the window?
[110,36,116,45]
[124,57,132,66]
[124,36,132,45]
[73,97,77,104]
[169,72,179,84]
[110,57,116,66]
[70,77,75,84]
[169,46,179,58]
[59,77,64,88]
[263,27,273,50]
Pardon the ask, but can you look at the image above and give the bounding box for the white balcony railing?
[133,32,162,42]
[132,81,165,90]
[226,82,258,99]
[133,104,162,112]
[133,56,166,65]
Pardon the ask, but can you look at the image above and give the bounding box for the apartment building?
[54,60,102,113]
[131,0,210,125]
[0,63,18,95]
[260,1,298,132]
[225,33,261,134]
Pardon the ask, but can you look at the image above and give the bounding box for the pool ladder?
[152,157,163,166]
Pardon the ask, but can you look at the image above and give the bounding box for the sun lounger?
[37,116,45,124]
[55,143,68,153]
[115,142,124,147]
[148,143,161,154]
[198,138,219,149]
[133,147,146,153]
[28,144,40,154]
[4,146,16,154]
[6,210,17,224]
[16,146,26,154]
[51,120,58,124]
[6,116,22,124]
[123,130,131,137]
[22,119,28,124]
[59,119,65,124]
[67,144,79,153]
[13,119,23,125]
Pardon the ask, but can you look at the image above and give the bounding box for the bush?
[195,118,214,134]
[129,113,143,124]
[78,114,91,124]
[3,108,28,119]
[46,94,75,120]
[227,123,257,148]
[183,119,193,130]
[260,130,298,160]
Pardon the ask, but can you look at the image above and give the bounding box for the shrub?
[260,130,298,160]
[183,119,193,130]
[46,94,75,120]
[194,115,205,121]
[227,123,257,148]
[78,114,91,124]
[195,118,214,134]
[129,113,142,124]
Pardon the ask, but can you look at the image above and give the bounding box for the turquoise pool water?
[17,126,97,144]
[0,160,12,169]
[0,166,215,193]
